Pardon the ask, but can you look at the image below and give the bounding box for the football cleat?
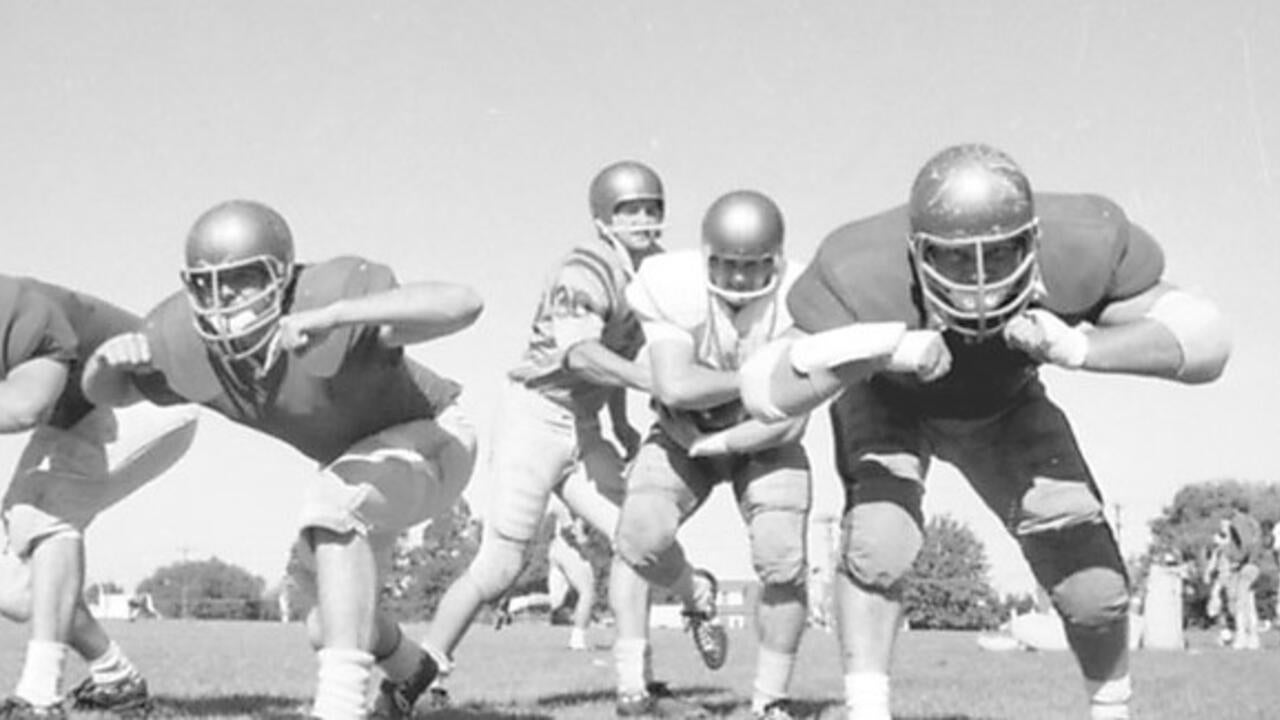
[616,682,710,719]
[683,569,728,670]
[0,697,65,720]
[370,651,439,720]
[69,675,152,716]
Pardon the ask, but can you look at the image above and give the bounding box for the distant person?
[1224,502,1263,649]
[0,277,197,719]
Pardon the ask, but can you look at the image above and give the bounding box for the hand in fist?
[1003,309,1089,369]
[94,332,155,373]
[887,330,952,382]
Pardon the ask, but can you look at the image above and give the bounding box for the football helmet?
[180,199,295,360]
[908,143,1041,340]
[588,160,664,253]
[701,190,784,304]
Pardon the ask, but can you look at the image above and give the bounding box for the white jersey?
[626,249,800,433]
[626,249,799,371]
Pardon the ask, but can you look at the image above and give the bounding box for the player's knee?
[464,536,526,600]
[614,499,679,571]
[1052,567,1130,630]
[840,501,923,591]
[750,513,807,587]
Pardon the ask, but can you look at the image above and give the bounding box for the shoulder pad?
[143,292,222,402]
[627,250,707,332]
[291,257,396,377]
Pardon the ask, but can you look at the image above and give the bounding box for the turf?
[2,620,1278,718]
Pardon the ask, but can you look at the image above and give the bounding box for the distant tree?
[903,515,1002,630]
[383,499,482,620]
[137,557,265,620]
[1144,479,1280,626]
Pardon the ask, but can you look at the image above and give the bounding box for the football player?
[616,190,812,720]
[740,144,1231,720]
[423,161,724,717]
[81,200,481,720]
[0,277,197,719]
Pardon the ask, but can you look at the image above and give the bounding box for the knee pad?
[749,511,807,587]
[614,496,679,573]
[463,533,527,601]
[1051,566,1130,630]
[840,501,923,592]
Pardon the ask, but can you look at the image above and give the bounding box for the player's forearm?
[343,282,484,346]
[1084,293,1230,384]
[691,416,807,456]
[563,341,651,392]
[650,365,739,411]
[740,338,879,421]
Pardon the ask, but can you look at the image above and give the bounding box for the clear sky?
[1,1,1276,594]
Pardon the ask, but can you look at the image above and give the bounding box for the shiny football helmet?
[701,190,784,304]
[588,160,665,253]
[180,199,295,360]
[908,143,1041,340]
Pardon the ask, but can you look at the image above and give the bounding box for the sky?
[0,0,1277,595]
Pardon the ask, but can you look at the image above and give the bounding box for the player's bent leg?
[424,528,528,662]
[837,476,924,720]
[1022,522,1131,720]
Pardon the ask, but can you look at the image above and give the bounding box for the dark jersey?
[788,193,1165,417]
[0,275,141,429]
[133,256,461,464]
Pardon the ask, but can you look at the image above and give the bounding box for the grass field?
[2,619,1279,719]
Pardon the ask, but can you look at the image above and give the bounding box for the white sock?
[377,629,426,684]
[1086,675,1131,720]
[844,671,890,720]
[88,641,140,686]
[311,648,374,720]
[568,627,587,649]
[751,647,796,713]
[614,638,648,696]
[15,641,69,707]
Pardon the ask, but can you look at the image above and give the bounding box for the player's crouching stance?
[615,191,812,720]
[742,144,1230,720]
[0,277,198,720]
[81,200,481,720]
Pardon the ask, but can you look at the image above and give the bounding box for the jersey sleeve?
[545,259,611,351]
[625,262,694,346]
[1106,219,1165,301]
[786,245,858,334]
[2,284,78,374]
[297,257,401,377]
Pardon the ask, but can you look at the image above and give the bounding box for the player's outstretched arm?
[1004,281,1230,384]
[563,340,652,393]
[647,336,739,411]
[279,281,484,351]
[0,357,67,433]
[687,414,808,457]
[741,324,949,421]
[81,332,153,408]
